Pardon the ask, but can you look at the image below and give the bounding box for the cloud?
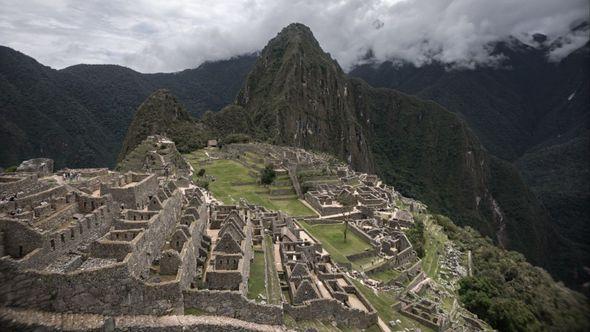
[0,0,587,72]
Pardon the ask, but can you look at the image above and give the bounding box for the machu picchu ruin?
[0,136,499,331]
[1,9,589,332]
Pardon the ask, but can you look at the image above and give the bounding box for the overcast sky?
[0,0,588,73]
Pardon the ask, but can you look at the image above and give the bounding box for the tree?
[260,165,276,185]
[197,168,206,177]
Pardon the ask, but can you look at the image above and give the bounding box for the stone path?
[0,307,286,331]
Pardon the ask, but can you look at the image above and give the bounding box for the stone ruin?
[0,140,490,331]
[0,146,380,330]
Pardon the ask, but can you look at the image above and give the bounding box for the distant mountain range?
[0,45,255,168]
[1,23,588,294]
[350,36,590,289]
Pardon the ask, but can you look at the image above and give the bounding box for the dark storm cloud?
[0,0,587,73]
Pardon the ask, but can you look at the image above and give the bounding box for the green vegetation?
[349,278,432,331]
[260,165,276,185]
[405,215,425,258]
[263,235,282,304]
[185,151,314,216]
[432,215,590,331]
[350,45,589,292]
[117,89,208,162]
[368,269,400,283]
[184,307,207,316]
[421,216,449,278]
[2,166,17,173]
[247,250,266,301]
[297,221,372,266]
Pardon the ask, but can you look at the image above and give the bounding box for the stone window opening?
[50,239,55,250]
[70,229,75,239]
[60,234,65,243]
[79,224,83,235]
[18,246,23,258]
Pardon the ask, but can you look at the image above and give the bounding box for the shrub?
[260,165,276,185]
[197,168,206,177]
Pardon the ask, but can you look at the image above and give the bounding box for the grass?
[185,152,315,216]
[422,216,449,279]
[283,314,381,332]
[264,234,282,304]
[352,256,385,271]
[350,278,433,332]
[184,307,207,316]
[298,221,372,267]
[247,250,266,301]
[368,269,400,283]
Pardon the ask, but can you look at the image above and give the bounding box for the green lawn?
[264,235,282,304]
[352,256,385,271]
[247,250,266,301]
[185,153,315,216]
[422,217,449,279]
[368,269,400,283]
[298,221,372,266]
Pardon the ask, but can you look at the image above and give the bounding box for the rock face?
[350,39,590,288]
[236,23,373,172]
[118,89,208,162]
[16,158,54,177]
[231,23,554,271]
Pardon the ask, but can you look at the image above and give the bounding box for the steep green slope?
[229,23,553,270]
[434,214,589,332]
[235,24,373,172]
[349,39,590,289]
[117,89,208,162]
[0,46,117,168]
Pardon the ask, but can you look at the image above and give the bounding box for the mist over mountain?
[350,35,590,289]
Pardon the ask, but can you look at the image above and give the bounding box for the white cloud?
[0,0,587,72]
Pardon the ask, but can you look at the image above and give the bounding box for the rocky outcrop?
[230,23,554,269]
[236,23,373,172]
[118,89,208,162]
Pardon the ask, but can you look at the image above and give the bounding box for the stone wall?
[302,218,340,225]
[1,199,116,269]
[100,173,158,210]
[0,174,37,195]
[346,248,378,262]
[348,223,379,247]
[0,256,184,316]
[126,189,183,278]
[0,306,282,332]
[183,289,283,325]
[284,298,377,329]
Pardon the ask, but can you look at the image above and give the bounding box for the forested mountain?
[1,22,587,292]
[114,24,588,330]
[0,45,256,169]
[350,36,590,290]
[205,23,559,282]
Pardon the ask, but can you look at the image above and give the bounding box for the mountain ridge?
[349,37,590,289]
[204,23,557,275]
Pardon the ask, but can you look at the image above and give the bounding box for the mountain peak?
[277,22,315,39]
[117,89,205,162]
